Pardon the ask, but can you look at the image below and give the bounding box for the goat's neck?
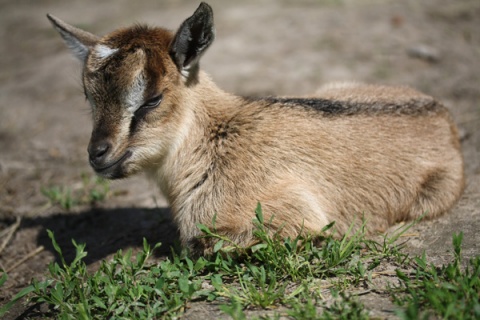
[154,72,239,201]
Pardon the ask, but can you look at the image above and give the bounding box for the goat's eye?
[141,94,163,109]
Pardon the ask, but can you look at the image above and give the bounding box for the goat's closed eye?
[141,94,163,109]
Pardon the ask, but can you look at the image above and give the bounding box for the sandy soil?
[0,0,479,318]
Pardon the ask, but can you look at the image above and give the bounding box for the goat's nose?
[88,141,111,165]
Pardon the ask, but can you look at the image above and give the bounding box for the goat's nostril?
[95,143,109,158]
[89,141,111,162]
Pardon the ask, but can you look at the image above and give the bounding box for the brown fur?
[47,3,464,256]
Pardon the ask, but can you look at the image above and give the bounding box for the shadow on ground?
[23,207,177,265]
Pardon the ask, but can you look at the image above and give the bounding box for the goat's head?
[47,2,215,178]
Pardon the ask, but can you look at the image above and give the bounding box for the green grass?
[41,173,110,210]
[392,232,480,320]
[1,203,479,319]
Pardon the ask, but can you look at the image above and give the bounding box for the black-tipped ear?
[47,14,99,62]
[169,2,215,83]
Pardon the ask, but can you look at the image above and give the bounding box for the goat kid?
[47,3,464,255]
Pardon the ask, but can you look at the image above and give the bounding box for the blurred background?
[0,0,479,316]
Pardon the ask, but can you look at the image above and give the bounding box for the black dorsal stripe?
[253,97,440,117]
[263,97,346,115]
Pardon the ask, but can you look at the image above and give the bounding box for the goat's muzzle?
[88,140,132,179]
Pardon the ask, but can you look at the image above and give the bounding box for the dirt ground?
[0,0,479,318]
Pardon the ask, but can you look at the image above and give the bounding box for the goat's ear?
[169,2,215,83]
[47,14,99,62]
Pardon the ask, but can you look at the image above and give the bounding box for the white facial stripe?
[94,44,118,59]
[116,113,132,150]
[181,68,190,78]
[125,72,146,113]
[85,90,96,110]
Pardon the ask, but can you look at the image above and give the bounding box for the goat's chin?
[93,165,129,180]
[98,162,147,180]
[91,151,135,180]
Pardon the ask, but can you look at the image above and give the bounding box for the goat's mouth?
[91,150,132,179]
